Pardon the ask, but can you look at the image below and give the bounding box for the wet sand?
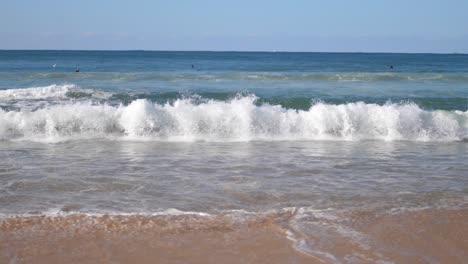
[1,208,467,264]
[0,212,314,264]
[356,209,468,263]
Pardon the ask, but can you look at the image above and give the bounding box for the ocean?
[0,51,467,263]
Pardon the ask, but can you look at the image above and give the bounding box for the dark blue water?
[2,51,468,73]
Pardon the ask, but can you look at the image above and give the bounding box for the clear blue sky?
[1,0,467,52]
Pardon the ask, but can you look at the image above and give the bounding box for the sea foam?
[0,95,466,142]
[0,84,76,100]
[0,84,111,102]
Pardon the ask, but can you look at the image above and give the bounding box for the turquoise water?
[1,51,467,111]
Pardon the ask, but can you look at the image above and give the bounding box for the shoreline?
[1,207,467,263]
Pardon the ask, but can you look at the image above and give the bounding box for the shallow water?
[1,140,467,215]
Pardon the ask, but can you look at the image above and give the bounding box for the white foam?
[0,84,75,100]
[0,208,212,219]
[0,96,466,142]
[0,84,111,102]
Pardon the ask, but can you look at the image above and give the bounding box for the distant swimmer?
[191,64,195,69]
[389,65,394,69]
[75,68,80,73]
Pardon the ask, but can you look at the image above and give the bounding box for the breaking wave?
[0,84,111,101]
[0,84,76,100]
[0,95,466,142]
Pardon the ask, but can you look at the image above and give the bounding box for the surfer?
[389,65,394,69]
[75,68,80,73]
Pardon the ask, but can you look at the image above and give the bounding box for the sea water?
[0,51,467,263]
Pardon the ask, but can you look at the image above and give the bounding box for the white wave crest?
[0,84,77,100]
[0,84,111,102]
[0,96,466,142]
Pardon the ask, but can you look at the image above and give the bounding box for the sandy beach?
[1,208,467,263]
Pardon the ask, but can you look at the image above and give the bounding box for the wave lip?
[0,96,467,142]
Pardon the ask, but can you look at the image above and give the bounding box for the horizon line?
[0,49,466,55]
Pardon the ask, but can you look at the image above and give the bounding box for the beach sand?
[1,208,467,263]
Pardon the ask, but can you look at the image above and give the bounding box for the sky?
[1,0,467,53]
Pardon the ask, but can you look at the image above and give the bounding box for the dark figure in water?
[191,64,199,71]
[75,68,80,73]
[389,65,394,69]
